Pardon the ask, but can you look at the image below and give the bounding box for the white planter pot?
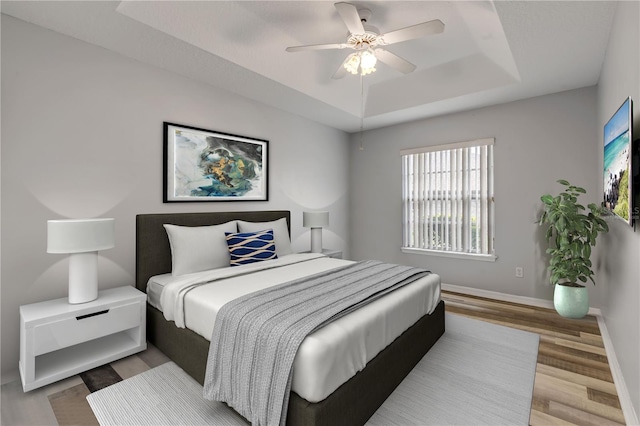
[553,284,589,319]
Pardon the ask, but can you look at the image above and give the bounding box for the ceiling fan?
[285,2,444,79]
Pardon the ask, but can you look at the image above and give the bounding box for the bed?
[136,210,445,426]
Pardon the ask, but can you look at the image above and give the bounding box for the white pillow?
[163,221,237,276]
[237,217,292,256]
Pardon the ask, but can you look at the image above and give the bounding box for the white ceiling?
[1,1,616,133]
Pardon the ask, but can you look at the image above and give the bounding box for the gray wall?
[349,86,600,303]
[596,1,640,419]
[0,15,350,381]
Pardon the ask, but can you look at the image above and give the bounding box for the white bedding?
[147,253,441,403]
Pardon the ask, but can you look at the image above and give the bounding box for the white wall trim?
[401,248,497,262]
[441,282,637,425]
[442,282,602,314]
[443,282,554,309]
[595,315,640,426]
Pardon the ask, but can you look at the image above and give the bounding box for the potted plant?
[539,180,609,318]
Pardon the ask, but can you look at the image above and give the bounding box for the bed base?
[146,300,445,426]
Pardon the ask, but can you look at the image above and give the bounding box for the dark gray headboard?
[135,210,291,292]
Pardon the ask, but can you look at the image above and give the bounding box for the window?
[401,138,495,260]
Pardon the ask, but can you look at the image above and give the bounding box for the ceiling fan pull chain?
[360,73,365,151]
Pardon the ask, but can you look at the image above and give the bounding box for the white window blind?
[401,138,495,257]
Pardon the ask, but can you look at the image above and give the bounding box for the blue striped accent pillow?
[225,229,278,266]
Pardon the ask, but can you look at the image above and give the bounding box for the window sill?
[401,247,498,262]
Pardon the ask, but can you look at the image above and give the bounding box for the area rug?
[87,313,539,425]
[365,313,539,425]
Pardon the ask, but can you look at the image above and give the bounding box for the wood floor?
[442,290,626,426]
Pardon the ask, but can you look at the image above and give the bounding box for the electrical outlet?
[515,267,524,278]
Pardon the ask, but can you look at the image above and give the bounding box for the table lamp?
[303,211,329,253]
[47,218,115,304]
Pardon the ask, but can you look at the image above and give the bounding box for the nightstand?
[302,249,343,259]
[19,286,146,392]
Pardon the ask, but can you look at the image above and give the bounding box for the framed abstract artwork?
[163,122,268,202]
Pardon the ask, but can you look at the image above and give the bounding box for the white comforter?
[149,253,441,403]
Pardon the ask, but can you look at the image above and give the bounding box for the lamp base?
[68,252,99,304]
[310,227,323,253]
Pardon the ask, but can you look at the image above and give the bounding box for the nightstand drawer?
[33,301,140,356]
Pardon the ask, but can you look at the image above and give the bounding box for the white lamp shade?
[47,218,115,254]
[47,218,115,304]
[303,211,329,254]
[303,211,329,228]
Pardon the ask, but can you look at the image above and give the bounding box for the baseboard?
[441,283,638,425]
[595,315,640,426]
[441,282,603,315]
[442,283,554,309]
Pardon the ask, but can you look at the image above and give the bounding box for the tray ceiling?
[1,1,616,132]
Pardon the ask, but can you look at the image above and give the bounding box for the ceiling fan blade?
[332,60,348,79]
[335,2,365,34]
[286,43,347,52]
[380,19,445,45]
[374,48,416,74]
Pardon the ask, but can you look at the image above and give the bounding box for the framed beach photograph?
[163,122,268,202]
[603,97,633,225]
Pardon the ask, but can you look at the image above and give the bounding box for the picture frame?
[163,122,268,202]
[603,97,633,225]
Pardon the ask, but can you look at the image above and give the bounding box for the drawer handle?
[76,309,110,320]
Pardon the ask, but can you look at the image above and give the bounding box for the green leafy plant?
[539,180,609,287]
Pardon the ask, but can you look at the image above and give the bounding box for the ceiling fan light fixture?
[344,53,361,75]
[360,65,376,76]
[359,49,377,74]
[286,2,445,79]
[343,50,376,76]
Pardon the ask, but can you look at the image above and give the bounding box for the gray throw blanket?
[203,260,431,426]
